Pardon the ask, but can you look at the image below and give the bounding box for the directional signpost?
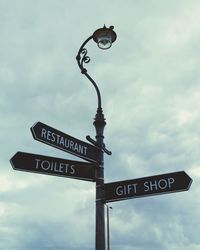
[10,118,194,250]
[31,122,98,163]
[10,151,96,182]
[9,24,194,250]
[104,171,192,203]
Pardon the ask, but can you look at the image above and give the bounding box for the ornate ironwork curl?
[76,35,93,74]
[80,48,90,68]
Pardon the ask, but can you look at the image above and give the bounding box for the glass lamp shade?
[97,35,112,49]
[93,25,117,50]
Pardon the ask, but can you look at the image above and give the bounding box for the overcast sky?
[1,0,200,249]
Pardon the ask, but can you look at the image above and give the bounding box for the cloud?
[1,0,200,249]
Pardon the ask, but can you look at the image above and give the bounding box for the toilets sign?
[10,152,96,182]
[104,171,192,202]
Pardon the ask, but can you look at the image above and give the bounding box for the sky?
[0,0,200,249]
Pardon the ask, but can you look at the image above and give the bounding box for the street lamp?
[93,25,117,50]
[76,25,117,250]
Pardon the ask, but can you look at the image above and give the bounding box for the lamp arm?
[76,35,102,109]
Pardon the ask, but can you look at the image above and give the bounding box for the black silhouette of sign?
[31,122,98,163]
[104,171,192,202]
[10,152,96,182]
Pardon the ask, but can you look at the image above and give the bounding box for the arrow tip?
[183,171,193,190]
[10,151,22,170]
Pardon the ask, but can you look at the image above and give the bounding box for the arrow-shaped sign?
[104,171,192,203]
[10,152,96,182]
[31,122,98,163]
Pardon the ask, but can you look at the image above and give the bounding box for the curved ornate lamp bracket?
[76,35,102,109]
[76,32,112,155]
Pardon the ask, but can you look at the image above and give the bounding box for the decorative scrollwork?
[81,48,91,64]
[76,47,91,74]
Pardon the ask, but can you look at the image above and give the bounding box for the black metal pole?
[76,26,115,248]
[94,107,106,250]
[76,37,106,250]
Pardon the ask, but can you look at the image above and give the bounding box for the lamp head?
[93,25,117,50]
